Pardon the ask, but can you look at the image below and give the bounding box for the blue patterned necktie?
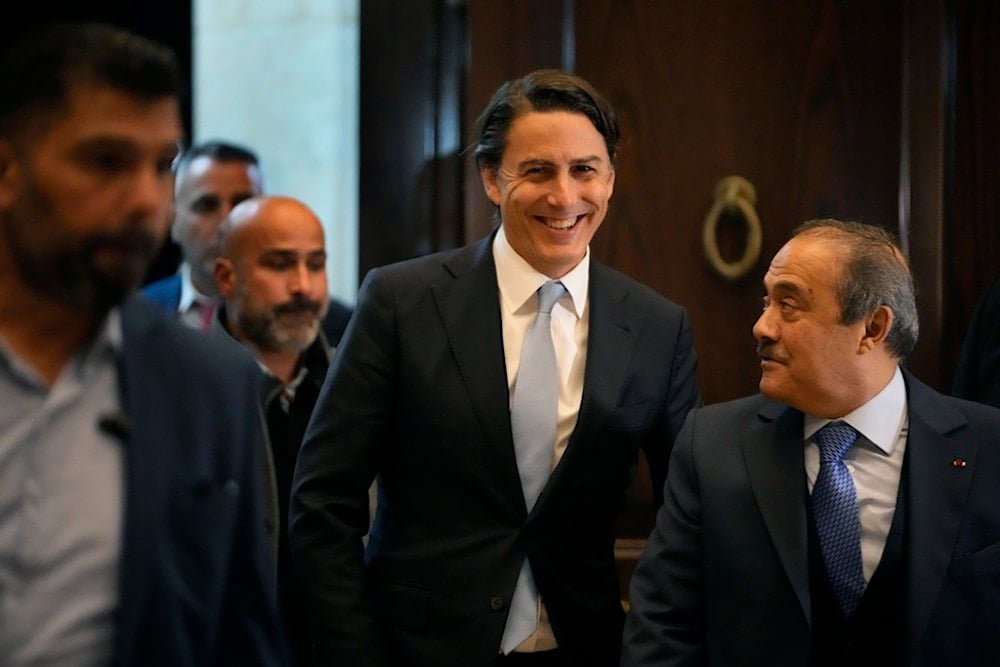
[501,280,565,654]
[811,421,866,617]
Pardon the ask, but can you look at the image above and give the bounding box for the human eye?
[190,195,221,214]
[521,163,551,179]
[83,147,130,175]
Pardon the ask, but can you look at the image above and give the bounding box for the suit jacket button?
[490,595,505,610]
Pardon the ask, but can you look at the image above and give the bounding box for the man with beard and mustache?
[0,22,287,666]
[214,195,357,666]
[623,219,1000,667]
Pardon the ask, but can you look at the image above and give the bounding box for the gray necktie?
[501,280,565,654]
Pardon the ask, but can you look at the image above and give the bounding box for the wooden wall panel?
[571,0,904,404]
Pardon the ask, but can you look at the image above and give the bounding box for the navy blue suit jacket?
[141,272,182,311]
[112,297,287,666]
[290,234,701,667]
[623,371,1000,667]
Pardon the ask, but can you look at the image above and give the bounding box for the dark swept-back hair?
[172,139,262,195]
[174,139,260,175]
[472,68,620,172]
[0,21,183,137]
[793,218,919,359]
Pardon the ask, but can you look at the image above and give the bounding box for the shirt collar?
[803,365,907,455]
[493,224,589,318]
[177,262,212,313]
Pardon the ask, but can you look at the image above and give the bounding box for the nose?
[752,305,777,343]
[545,171,577,208]
[133,165,173,223]
[288,262,311,294]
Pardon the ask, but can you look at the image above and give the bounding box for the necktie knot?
[816,422,858,464]
[536,280,565,316]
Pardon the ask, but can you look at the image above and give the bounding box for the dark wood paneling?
[944,0,1000,388]
[901,0,948,389]
[573,0,903,405]
[359,0,467,277]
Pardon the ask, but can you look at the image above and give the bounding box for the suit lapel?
[902,373,975,652]
[573,264,637,437]
[743,402,812,618]
[113,299,177,663]
[432,236,524,503]
[537,263,636,508]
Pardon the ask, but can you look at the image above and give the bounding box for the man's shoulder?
[121,296,259,381]
[140,273,181,309]
[590,260,688,315]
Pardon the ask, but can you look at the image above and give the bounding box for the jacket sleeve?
[622,409,706,667]
[289,268,393,667]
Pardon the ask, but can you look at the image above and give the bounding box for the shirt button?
[490,595,505,611]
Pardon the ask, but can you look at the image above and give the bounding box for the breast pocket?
[947,540,1000,628]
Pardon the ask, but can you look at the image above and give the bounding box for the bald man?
[214,196,341,666]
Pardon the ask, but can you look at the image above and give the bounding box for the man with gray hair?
[623,219,1000,666]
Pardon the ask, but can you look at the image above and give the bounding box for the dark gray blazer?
[290,233,701,667]
[623,370,1000,667]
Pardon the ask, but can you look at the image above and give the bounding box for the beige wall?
[193,0,360,303]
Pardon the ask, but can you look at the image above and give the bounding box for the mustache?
[756,340,787,363]
[273,298,323,316]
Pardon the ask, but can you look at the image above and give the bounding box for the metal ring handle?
[701,175,762,281]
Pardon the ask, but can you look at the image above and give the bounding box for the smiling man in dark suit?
[290,69,701,667]
[623,219,1000,667]
[0,22,286,665]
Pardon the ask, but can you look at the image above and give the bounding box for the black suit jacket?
[622,370,1000,667]
[112,297,287,666]
[953,275,1000,408]
[290,234,701,667]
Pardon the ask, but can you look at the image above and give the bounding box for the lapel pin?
[951,458,968,468]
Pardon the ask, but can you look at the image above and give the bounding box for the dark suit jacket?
[112,297,288,666]
[141,270,354,347]
[622,370,1000,667]
[290,234,701,667]
[953,275,1000,408]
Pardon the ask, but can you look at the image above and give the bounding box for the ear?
[606,165,616,199]
[859,305,893,353]
[214,257,237,299]
[480,165,501,206]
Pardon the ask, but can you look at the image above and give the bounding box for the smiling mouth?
[539,215,583,230]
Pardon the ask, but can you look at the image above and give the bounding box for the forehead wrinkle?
[765,275,810,301]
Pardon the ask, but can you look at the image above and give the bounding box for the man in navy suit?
[623,219,1000,666]
[0,22,287,665]
[290,69,701,666]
